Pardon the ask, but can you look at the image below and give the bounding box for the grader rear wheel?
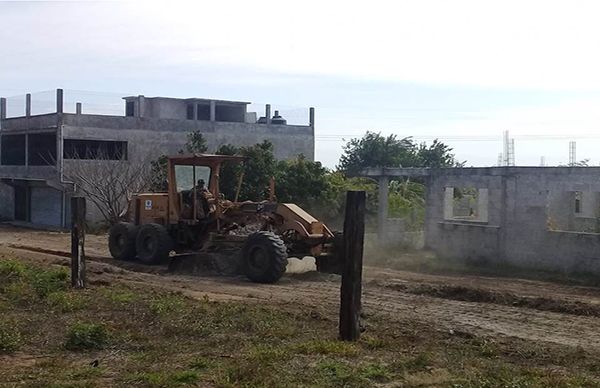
[136,223,173,265]
[108,222,138,260]
[242,231,288,283]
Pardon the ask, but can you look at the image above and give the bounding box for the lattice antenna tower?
[497,153,503,166]
[508,138,515,166]
[569,141,576,166]
[502,130,510,166]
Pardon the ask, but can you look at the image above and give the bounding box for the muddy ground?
[1,224,600,352]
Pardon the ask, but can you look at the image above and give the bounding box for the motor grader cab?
[108,154,342,283]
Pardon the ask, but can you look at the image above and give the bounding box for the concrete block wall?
[61,113,314,161]
[425,167,600,275]
[425,170,503,264]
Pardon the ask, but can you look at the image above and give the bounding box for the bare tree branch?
[58,150,153,224]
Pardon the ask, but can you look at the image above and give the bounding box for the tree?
[338,131,461,174]
[216,141,277,201]
[236,141,277,201]
[216,143,243,200]
[274,155,329,209]
[184,131,208,153]
[338,132,417,175]
[62,151,151,225]
[150,131,208,192]
[416,139,464,168]
[149,155,169,192]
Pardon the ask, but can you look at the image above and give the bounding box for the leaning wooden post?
[339,190,366,341]
[70,196,86,288]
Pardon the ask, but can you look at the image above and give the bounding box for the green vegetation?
[338,131,463,175]
[0,319,22,353]
[148,131,461,232]
[1,256,599,387]
[65,322,109,350]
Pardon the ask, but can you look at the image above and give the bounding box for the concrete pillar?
[377,176,389,241]
[24,134,29,167]
[209,100,216,122]
[0,97,6,120]
[56,89,63,114]
[25,93,31,117]
[265,104,271,124]
[309,107,315,127]
[138,95,145,118]
[76,102,82,115]
[443,187,454,220]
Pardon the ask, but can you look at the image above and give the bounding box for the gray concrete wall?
[1,114,59,132]
[424,167,600,275]
[61,113,314,161]
[0,182,14,220]
[0,97,314,228]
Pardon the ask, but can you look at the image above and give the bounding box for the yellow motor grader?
[108,154,342,283]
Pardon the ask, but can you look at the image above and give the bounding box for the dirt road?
[1,224,600,351]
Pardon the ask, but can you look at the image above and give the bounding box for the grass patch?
[294,339,359,356]
[101,287,136,304]
[0,259,69,303]
[317,360,366,386]
[362,335,387,350]
[1,255,599,387]
[393,352,431,373]
[127,370,199,387]
[0,320,22,353]
[47,290,88,312]
[65,322,108,350]
[149,293,186,315]
[359,362,393,382]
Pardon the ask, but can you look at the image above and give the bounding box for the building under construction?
[0,89,315,227]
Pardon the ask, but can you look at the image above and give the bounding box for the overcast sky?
[2,0,600,167]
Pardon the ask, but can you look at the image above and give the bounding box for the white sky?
[2,0,600,167]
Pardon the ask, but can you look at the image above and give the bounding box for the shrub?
[0,259,27,281]
[32,268,68,298]
[65,322,108,350]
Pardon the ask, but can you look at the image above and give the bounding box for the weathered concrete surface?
[363,166,600,275]
[61,113,314,161]
[0,182,13,220]
[1,103,314,226]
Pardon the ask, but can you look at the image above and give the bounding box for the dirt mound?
[375,281,600,318]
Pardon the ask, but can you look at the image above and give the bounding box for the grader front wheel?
[242,231,288,283]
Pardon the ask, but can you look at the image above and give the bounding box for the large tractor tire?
[242,231,288,283]
[135,223,173,265]
[108,222,138,260]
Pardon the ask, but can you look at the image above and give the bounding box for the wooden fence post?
[71,196,86,288]
[339,190,366,341]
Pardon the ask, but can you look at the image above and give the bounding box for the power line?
[315,134,600,142]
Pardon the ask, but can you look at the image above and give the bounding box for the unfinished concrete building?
[0,89,315,227]
[364,166,600,275]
